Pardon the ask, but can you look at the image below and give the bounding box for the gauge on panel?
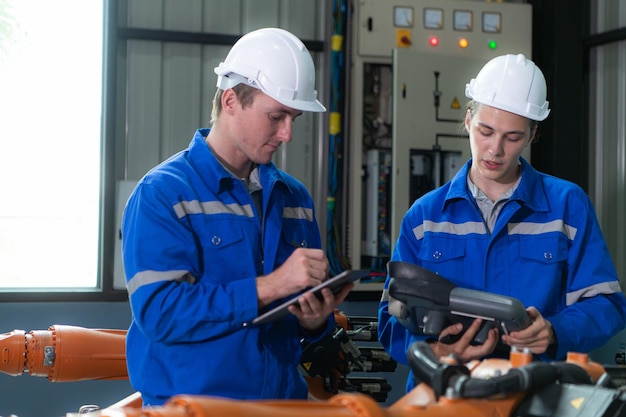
[394,6,414,28]
[423,8,443,30]
[453,10,473,31]
[482,12,502,33]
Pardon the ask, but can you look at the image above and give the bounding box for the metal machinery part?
[0,325,127,382]
[301,313,397,402]
[2,320,626,416]
[78,346,626,417]
[0,312,392,414]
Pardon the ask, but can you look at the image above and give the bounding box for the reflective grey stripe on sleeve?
[173,200,254,219]
[413,220,485,240]
[509,220,577,240]
[283,207,314,221]
[127,269,191,296]
[566,281,623,306]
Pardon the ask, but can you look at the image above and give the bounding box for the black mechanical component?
[339,377,392,402]
[344,316,379,341]
[408,340,626,416]
[300,314,397,402]
[513,381,626,417]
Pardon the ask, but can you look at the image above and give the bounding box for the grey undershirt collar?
[467,174,521,233]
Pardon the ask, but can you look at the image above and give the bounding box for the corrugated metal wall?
[589,1,626,288]
[109,0,330,289]
[588,0,626,365]
[116,0,328,201]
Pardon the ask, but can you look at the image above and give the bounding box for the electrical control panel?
[356,0,531,58]
[347,0,532,276]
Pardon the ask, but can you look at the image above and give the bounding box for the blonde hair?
[210,84,261,126]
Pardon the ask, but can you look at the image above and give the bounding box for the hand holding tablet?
[249,270,369,325]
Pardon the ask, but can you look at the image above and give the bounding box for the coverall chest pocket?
[514,234,568,313]
[202,220,256,277]
[416,237,466,281]
[517,234,568,268]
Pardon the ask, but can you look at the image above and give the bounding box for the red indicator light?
[429,36,439,47]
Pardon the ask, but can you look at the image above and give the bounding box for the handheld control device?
[387,261,531,345]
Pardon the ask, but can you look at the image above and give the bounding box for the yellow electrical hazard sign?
[570,397,585,409]
[302,362,312,371]
[451,97,461,109]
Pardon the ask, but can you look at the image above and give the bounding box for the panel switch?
[396,29,412,47]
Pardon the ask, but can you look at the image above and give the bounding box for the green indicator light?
[488,40,498,49]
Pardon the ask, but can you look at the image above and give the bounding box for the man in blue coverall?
[121,28,353,406]
[378,53,626,393]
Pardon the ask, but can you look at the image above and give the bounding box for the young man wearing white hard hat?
[121,28,352,406]
[378,53,626,393]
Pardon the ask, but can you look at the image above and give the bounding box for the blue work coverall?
[379,158,626,392]
[122,128,333,406]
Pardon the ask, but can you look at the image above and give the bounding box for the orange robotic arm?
[89,345,623,417]
[0,324,128,382]
[92,389,526,417]
[2,323,620,417]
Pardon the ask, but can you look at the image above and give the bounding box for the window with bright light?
[0,0,103,290]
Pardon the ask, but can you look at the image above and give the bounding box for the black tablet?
[249,269,370,326]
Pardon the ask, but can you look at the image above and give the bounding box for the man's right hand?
[256,248,329,308]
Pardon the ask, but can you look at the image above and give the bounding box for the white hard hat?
[214,27,326,113]
[465,54,550,121]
